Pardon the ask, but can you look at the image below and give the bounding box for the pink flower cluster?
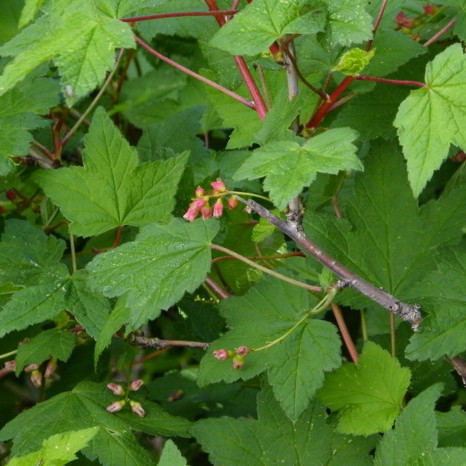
[396,5,438,29]
[183,178,239,222]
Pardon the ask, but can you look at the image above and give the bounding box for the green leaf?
[65,270,111,340]
[209,0,326,56]
[35,108,189,237]
[0,219,66,286]
[394,44,466,196]
[318,342,411,435]
[87,219,219,329]
[333,48,375,76]
[0,219,70,337]
[235,128,362,209]
[0,381,189,464]
[15,328,76,374]
[0,75,59,167]
[0,1,134,102]
[437,406,466,447]
[198,277,341,420]
[322,0,373,46]
[8,427,99,466]
[374,384,442,465]
[192,384,375,465]
[405,246,466,360]
[94,298,130,367]
[19,0,45,29]
[158,439,188,466]
[303,141,466,310]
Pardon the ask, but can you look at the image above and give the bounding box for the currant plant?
[1,0,466,464]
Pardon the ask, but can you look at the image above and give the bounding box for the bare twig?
[236,196,422,328]
[130,334,209,351]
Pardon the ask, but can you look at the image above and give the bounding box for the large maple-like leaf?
[318,342,411,436]
[87,219,219,329]
[35,108,188,237]
[0,0,134,102]
[394,44,466,196]
[235,127,362,209]
[198,277,341,420]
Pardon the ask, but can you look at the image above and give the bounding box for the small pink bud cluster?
[106,379,146,417]
[213,345,250,370]
[183,178,238,222]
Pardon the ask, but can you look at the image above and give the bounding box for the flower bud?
[192,197,206,209]
[6,189,17,201]
[213,349,230,360]
[211,178,226,193]
[4,360,16,371]
[106,400,126,413]
[232,355,244,370]
[107,383,125,396]
[24,363,39,373]
[44,359,57,379]
[195,186,206,197]
[167,389,184,402]
[130,379,144,391]
[396,12,414,28]
[227,196,238,210]
[212,198,224,218]
[130,400,146,417]
[423,5,437,15]
[236,345,250,357]
[30,370,43,387]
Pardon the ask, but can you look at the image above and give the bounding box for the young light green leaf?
[374,384,443,465]
[333,48,375,76]
[8,427,99,466]
[209,0,326,56]
[87,219,219,329]
[19,0,45,29]
[35,108,189,237]
[318,342,411,435]
[0,381,189,464]
[15,328,76,374]
[0,1,134,102]
[192,384,375,465]
[198,277,341,420]
[394,44,466,196]
[235,128,362,209]
[158,439,188,466]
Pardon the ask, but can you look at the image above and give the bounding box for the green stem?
[360,309,368,341]
[70,233,77,273]
[224,191,271,203]
[0,349,17,360]
[60,48,126,147]
[254,287,338,352]
[210,244,322,293]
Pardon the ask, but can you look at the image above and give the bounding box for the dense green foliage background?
[1,0,466,464]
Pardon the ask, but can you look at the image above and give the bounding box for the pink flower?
[44,359,57,379]
[227,196,238,210]
[213,198,224,218]
[195,186,206,197]
[107,383,125,396]
[201,205,212,219]
[130,400,146,417]
[396,11,414,28]
[130,379,144,391]
[213,349,230,360]
[183,206,199,222]
[211,178,226,193]
[106,400,126,413]
[236,345,250,357]
[191,197,206,209]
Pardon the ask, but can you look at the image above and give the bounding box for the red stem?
[355,75,427,87]
[203,0,268,120]
[205,276,231,299]
[331,303,359,362]
[111,226,123,249]
[134,35,255,110]
[306,76,354,129]
[366,0,390,51]
[121,10,238,22]
[424,17,457,47]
